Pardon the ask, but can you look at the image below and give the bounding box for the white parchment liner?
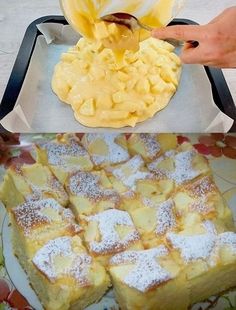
[0,23,233,132]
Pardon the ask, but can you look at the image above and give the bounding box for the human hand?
[151,7,236,68]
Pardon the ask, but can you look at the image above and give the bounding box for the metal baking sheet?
[0,16,235,133]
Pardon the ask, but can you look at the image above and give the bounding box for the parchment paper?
[0,23,234,133]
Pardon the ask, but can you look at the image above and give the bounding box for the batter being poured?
[52,0,183,128]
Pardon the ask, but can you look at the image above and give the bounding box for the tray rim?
[0,15,235,131]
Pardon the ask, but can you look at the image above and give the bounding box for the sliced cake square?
[107,155,174,212]
[0,163,68,209]
[31,236,110,310]
[66,170,121,218]
[81,133,130,168]
[130,199,179,248]
[173,176,234,230]
[36,134,93,185]
[109,246,189,310]
[147,142,211,189]
[10,198,81,270]
[82,209,143,266]
[166,220,236,305]
[127,134,177,162]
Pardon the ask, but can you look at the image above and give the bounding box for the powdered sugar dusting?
[83,134,129,166]
[167,232,216,262]
[202,220,217,235]
[219,232,236,253]
[68,171,120,205]
[33,237,92,285]
[25,184,44,203]
[41,140,88,166]
[190,197,215,215]
[147,151,175,172]
[156,199,176,235]
[112,156,153,190]
[50,177,68,199]
[167,221,236,264]
[87,209,140,254]
[167,221,218,263]
[148,150,200,184]
[12,199,81,236]
[188,177,216,198]
[139,134,160,159]
[142,197,157,208]
[26,175,68,203]
[110,247,172,292]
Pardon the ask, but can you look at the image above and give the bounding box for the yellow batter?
[52,38,181,128]
[52,0,182,128]
[60,0,177,55]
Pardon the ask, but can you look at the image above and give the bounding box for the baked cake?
[0,163,68,209]
[10,199,110,309]
[66,170,120,218]
[31,236,110,310]
[173,176,234,230]
[109,221,236,310]
[81,134,130,168]
[147,143,210,188]
[107,155,174,212]
[166,220,236,305]
[82,209,143,265]
[10,198,81,270]
[109,246,189,310]
[127,133,178,162]
[36,134,93,185]
[0,134,235,310]
[130,176,234,248]
[130,198,179,248]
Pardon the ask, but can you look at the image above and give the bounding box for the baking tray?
[0,15,236,132]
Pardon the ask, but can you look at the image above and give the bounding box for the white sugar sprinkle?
[190,197,214,215]
[156,199,176,235]
[41,140,88,166]
[26,175,68,203]
[142,197,157,208]
[82,134,129,166]
[167,221,236,264]
[13,199,81,236]
[25,184,44,202]
[202,220,217,235]
[167,232,216,262]
[148,150,200,184]
[110,247,172,292]
[112,156,153,190]
[139,134,160,159]
[219,232,236,253]
[68,172,120,205]
[87,209,140,254]
[189,177,215,198]
[33,237,92,285]
[167,221,217,263]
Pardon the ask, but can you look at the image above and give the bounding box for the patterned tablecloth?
[0,133,236,310]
